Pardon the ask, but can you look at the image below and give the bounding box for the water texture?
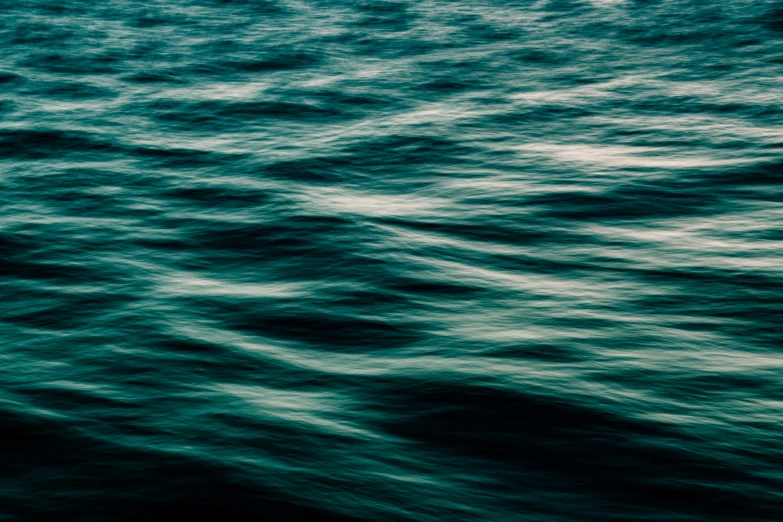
[1,1,782,520]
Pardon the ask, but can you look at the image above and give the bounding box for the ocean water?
[1,0,782,520]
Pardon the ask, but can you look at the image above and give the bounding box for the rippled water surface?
[2,1,782,520]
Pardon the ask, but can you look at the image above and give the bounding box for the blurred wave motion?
[1,1,782,521]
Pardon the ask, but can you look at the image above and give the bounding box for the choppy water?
[2,1,782,520]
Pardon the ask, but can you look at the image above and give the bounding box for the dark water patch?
[0,408,88,476]
[133,146,247,169]
[0,100,15,114]
[196,0,285,13]
[223,52,322,72]
[310,89,395,108]
[761,8,783,32]
[0,416,358,522]
[162,185,273,208]
[217,100,343,119]
[154,337,314,386]
[484,343,588,363]
[121,71,184,84]
[495,105,595,124]
[188,221,339,255]
[225,306,422,351]
[261,157,348,183]
[655,372,783,401]
[8,23,76,46]
[415,78,475,93]
[352,0,409,13]
[341,135,477,167]
[464,21,526,43]
[0,71,23,84]
[350,1,416,31]
[146,99,347,128]
[0,129,122,160]
[388,277,482,298]
[0,232,36,261]
[14,167,149,192]
[326,287,412,316]
[507,48,563,65]
[110,478,360,522]
[341,33,443,58]
[628,94,780,118]
[34,191,127,219]
[380,217,558,247]
[705,159,783,187]
[0,259,103,284]
[530,185,720,221]
[173,218,393,279]
[630,267,783,298]
[371,381,777,518]
[21,52,122,75]
[26,81,117,100]
[18,384,139,416]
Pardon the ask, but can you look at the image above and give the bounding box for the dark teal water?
[2,1,782,520]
